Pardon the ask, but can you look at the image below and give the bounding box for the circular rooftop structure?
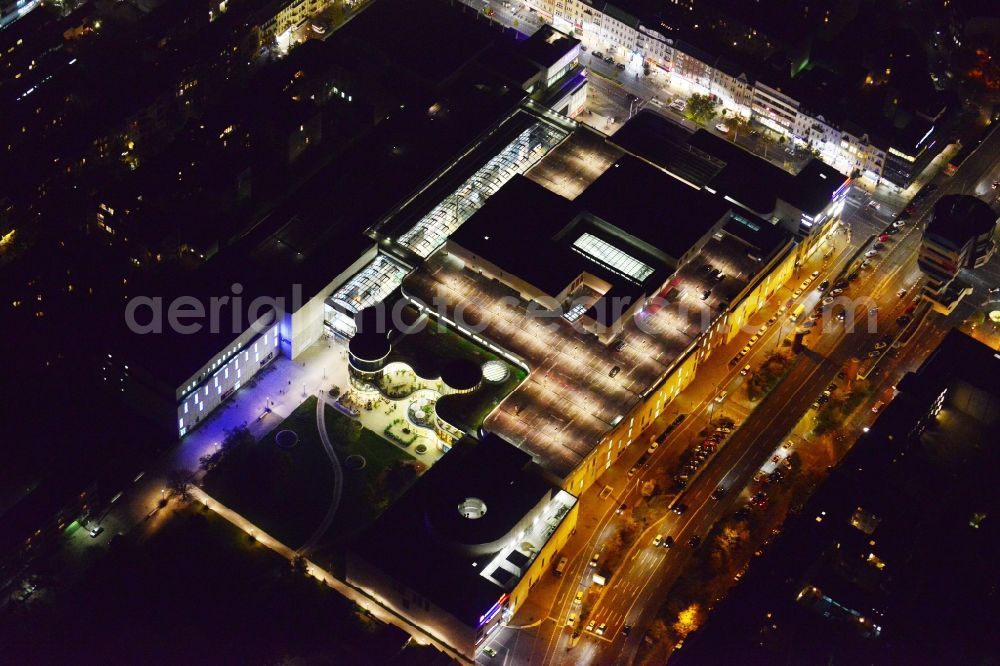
[349,333,391,365]
[441,358,483,393]
[458,497,487,520]
[354,306,386,336]
[482,360,510,383]
[929,195,998,242]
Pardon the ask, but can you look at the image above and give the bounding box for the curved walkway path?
[298,392,344,554]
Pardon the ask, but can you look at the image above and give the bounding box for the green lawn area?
[321,407,419,546]
[390,311,527,434]
[202,396,332,550]
[5,505,417,665]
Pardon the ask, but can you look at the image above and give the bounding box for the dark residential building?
[674,329,1000,666]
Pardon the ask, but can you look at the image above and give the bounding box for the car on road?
[627,465,638,478]
[793,288,803,297]
[622,625,632,636]
[593,51,604,59]
[867,200,880,210]
[740,363,752,376]
[590,553,600,567]
[609,365,620,377]
[783,440,795,450]
[874,340,888,350]
[865,249,879,258]
[616,502,627,514]
[662,536,674,548]
[647,440,659,454]
[715,390,728,403]
[715,123,730,132]
[711,486,727,500]
[652,534,663,547]
[89,526,104,538]
[566,612,577,627]
[822,296,834,306]
[896,315,912,327]
[604,55,614,64]
[753,470,768,483]
[615,62,626,70]
[483,646,498,657]
[818,279,830,291]
[836,309,846,321]
[751,491,768,506]
[672,414,686,426]
[586,620,597,633]
[575,591,584,604]
[597,623,607,636]
[688,535,702,548]
[871,400,885,413]
[893,218,906,227]
[879,233,890,242]
[740,345,751,356]
[749,334,759,345]
[830,288,844,297]
[669,99,686,112]
[701,289,711,300]
[673,503,688,515]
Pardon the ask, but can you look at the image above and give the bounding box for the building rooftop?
[577,155,732,266]
[924,195,998,249]
[515,24,580,70]
[350,434,576,624]
[406,131,790,476]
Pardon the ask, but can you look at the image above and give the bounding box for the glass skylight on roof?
[329,255,408,316]
[572,232,655,283]
[398,120,567,258]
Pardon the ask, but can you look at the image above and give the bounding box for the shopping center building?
[347,433,578,660]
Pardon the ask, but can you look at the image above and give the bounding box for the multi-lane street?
[480,124,1000,665]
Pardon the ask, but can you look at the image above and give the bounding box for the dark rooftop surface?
[925,195,998,248]
[350,434,561,624]
[441,358,484,391]
[515,24,579,69]
[611,112,725,188]
[577,155,732,263]
[449,172,669,306]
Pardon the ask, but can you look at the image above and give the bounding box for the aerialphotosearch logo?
[124,283,304,335]
[124,281,882,340]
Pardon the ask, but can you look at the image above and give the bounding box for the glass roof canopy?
[571,232,655,284]
[398,120,568,258]
[327,254,409,317]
